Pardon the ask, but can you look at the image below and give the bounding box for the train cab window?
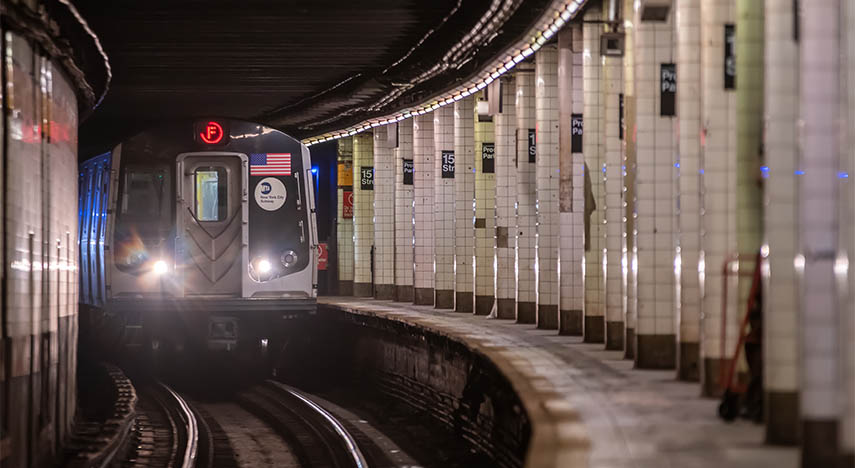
[194,167,227,221]
[121,169,168,218]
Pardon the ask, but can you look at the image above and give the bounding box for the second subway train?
[79,119,318,354]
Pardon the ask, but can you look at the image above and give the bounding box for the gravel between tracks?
[196,401,300,468]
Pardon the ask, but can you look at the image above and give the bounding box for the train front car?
[87,119,318,359]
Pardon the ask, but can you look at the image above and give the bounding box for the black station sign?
[660,63,676,116]
[528,129,536,163]
[403,159,414,185]
[619,93,624,140]
[724,24,736,89]
[441,150,455,179]
[481,143,495,173]
[360,166,374,190]
[571,114,583,152]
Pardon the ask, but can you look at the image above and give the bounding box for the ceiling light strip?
[304,0,587,146]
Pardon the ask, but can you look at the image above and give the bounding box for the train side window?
[194,167,227,221]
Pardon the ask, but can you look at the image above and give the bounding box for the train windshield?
[119,167,170,220]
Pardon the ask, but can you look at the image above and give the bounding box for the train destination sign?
[195,120,229,145]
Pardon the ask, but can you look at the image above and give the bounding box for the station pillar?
[413,114,436,305]
[336,137,354,296]
[535,44,560,329]
[675,0,702,381]
[474,92,496,315]
[494,77,517,319]
[558,25,585,335]
[352,133,375,297]
[433,106,456,309]
[454,97,476,312]
[582,5,605,343]
[515,65,537,324]
[394,121,415,302]
[373,126,395,300]
[633,4,677,369]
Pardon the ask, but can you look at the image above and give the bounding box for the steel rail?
[157,382,200,468]
[267,381,369,468]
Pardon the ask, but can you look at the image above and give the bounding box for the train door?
[176,153,247,296]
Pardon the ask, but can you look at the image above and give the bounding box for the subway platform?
[319,297,798,468]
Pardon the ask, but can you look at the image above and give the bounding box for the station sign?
[724,24,736,89]
[481,142,495,173]
[403,159,414,185]
[338,161,353,187]
[528,129,537,162]
[360,166,374,190]
[571,115,583,153]
[342,190,353,218]
[318,243,328,271]
[441,150,455,179]
[660,64,676,117]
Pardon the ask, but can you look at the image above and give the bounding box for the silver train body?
[79,119,318,352]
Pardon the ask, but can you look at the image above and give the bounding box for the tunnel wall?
[290,305,532,468]
[0,28,80,468]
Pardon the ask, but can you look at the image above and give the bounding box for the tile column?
[373,126,395,300]
[454,97,475,312]
[676,0,702,381]
[474,93,496,315]
[634,7,677,369]
[394,121,414,302]
[699,0,737,395]
[583,6,605,343]
[433,106,456,309]
[535,44,560,329]
[799,0,844,464]
[623,0,638,358]
[558,25,585,335]
[735,0,765,420]
[763,0,800,446]
[843,0,855,462]
[352,133,374,297]
[603,23,625,350]
[413,114,435,305]
[495,77,517,319]
[336,137,354,295]
[515,65,537,323]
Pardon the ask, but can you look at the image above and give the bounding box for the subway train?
[79,119,318,356]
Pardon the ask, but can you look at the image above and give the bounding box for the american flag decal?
[250,153,292,176]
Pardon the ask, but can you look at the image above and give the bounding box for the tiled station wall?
[331,0,855,464]
[1,31,80,467]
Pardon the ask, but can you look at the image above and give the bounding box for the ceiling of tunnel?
[75,0,554,156]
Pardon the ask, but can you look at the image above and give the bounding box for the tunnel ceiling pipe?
[304,0,592,147]
[1,0,111,117]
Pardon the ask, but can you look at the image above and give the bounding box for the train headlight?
[257,258,272,274]
[153,259,169,275]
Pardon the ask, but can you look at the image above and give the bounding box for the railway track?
[124,382,199,468]
[113,377,369,468]
[236,381,369,468]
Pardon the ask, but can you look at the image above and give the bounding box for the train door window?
[194,167,227,221]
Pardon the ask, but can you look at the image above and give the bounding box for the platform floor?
[319,297,798,468]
